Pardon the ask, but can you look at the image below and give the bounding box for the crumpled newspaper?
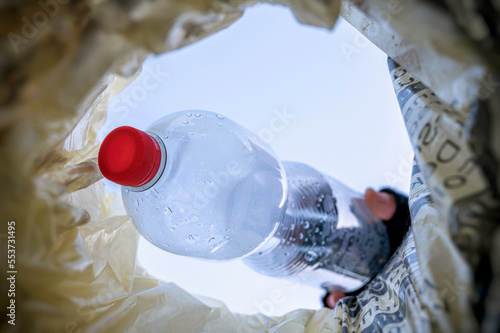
[0,0,498,332]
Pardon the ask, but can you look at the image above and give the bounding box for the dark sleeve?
[379,188,411,257]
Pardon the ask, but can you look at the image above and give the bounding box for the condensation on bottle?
[98,110,391,291]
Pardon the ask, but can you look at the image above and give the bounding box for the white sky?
[100,4,413,316]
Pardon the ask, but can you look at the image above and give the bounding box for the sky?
[99,4,413,316]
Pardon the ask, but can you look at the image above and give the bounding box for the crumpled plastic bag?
[0,0,498,332]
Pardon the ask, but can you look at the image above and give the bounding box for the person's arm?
[323,188,411,309]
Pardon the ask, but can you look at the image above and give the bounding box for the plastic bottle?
[98,111,390,291]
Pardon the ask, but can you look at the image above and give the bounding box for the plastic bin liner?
[0,0,498,332]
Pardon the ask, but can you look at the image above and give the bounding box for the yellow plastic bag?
[1,0,498,332]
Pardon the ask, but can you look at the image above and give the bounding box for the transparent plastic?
[118,110,390,290]
[121,111,287,260]
[243,162,390,291]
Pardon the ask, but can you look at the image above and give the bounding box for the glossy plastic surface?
[117,111,391,290]
[121,111,287,260]
[98,126,162,187]
[243,162,391,291]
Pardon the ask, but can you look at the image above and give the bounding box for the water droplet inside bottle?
[210,239,229,253]
[284,252,289,256]
[299,233,304,239]
[195,113,201,117]
[186,112,192,117]
[303,221,310,229]
[304,251,318,262]
[218,123,222,126]
[135,200,139,206]
[314,227,320,233]
[188,235,195,241]
[170,227,175,231]
[183,121,189,124]
[208,237,215,243]
[216,114,224,119]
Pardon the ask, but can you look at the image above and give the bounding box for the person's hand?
[363,188,397,221]
[323,188,398,309]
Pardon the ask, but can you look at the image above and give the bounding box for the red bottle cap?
[98,126,162,187]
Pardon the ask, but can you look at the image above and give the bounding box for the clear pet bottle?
[98,111,390,291]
